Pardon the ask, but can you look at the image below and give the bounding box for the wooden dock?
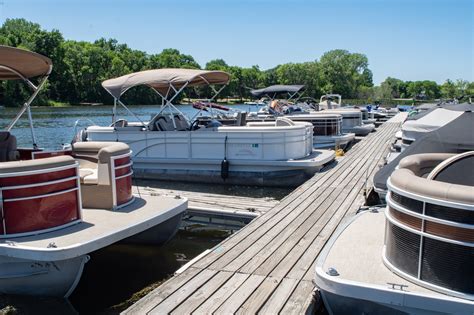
[134,186,279,215]
[124,113,407,314]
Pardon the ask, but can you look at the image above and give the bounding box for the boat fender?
[221,135,229,180]
[221,158,229,180]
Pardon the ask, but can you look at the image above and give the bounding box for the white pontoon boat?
[315,152,474,314]
[0,46,187,297]
[242,85,355,149]
[75,70,335,187]
[318,94,342,110]
[316,94,376,135]
[318,108,375,136]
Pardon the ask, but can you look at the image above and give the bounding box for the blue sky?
[1,0,472,84]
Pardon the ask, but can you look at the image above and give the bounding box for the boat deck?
[320,209,436,295]
[0,195,187,261]
[317,209,473,313]
[124,113,407,314]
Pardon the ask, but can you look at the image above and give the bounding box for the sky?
[1,0,472,84]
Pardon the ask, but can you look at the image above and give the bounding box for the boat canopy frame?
[1,45,53,149]
[101,69,231,129]
[250,85,305,102]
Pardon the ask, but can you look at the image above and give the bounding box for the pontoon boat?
[241,85,355,149]
[318,94,342,110]
[316,152,474,314]
[318,108,375,136]
[75,70,335,187]
[374,105,474,200]
[0,46,187,297]
[315,94,375,136]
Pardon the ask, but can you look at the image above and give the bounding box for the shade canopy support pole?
[6,69,51,149]
[112,98,117,124]
[117,99,146,127]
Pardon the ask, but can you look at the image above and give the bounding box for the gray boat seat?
[173,114,190,131]
[150,114,190,131]
[0,131,19,162]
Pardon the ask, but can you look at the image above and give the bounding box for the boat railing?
[384,152,474,300]
[0,156,82,238]
[311,118,342,136]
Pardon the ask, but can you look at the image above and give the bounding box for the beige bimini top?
[0,45,52,80]
[101,68,231,99]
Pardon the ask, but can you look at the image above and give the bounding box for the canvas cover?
[250,85,305,98]
[102,68,230,99]
[374,111,474,191]
[402,108,464,141]
[408,103,473,121]
[0,45,52,80]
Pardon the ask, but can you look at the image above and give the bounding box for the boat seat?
[0,155,75,174]
[390,153,474,205]
[398,153,454,177]
[72,142,131,210]
[275,117,295,126]
[174,114,190,131]
[0,131,19,162]
[427,151,474,185]
[156,116,175,131]
[79,168,98,184]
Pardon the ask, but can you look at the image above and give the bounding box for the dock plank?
[213,274,266,314]
[124,113,407,315]
[279,280,315,314]
[235,276,281,315]
[257,278,299,314]
[192,273,250,314]
[124,267,201,314]
[134,187,279,214]
[149,269,217,314]
[170,271,234,314]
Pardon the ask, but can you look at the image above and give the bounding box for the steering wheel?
[189,119,201,131]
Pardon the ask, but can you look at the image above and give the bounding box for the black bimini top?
[250,85,305,98]
[374,110,474,192]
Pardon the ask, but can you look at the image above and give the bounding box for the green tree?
[319,49,373,98]
[149,48,200,69]
[406,80,440,99]
[275,62,322,99]
[380,77,407,98]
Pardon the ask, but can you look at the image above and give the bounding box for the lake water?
[0,104,289,314]
[0,104,261,149]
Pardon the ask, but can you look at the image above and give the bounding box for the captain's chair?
[149,114,190,131]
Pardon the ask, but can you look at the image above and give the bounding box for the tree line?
[1,18,472,107]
